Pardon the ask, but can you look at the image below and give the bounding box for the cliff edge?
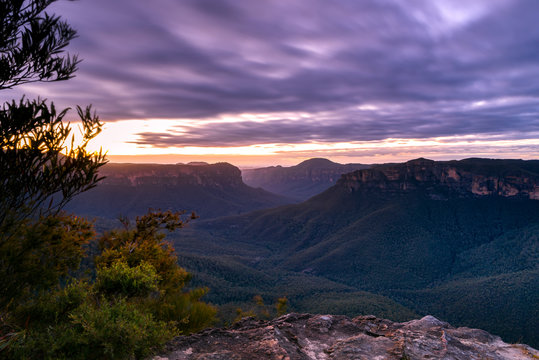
[338,158,539,199]
[152,313,538,360]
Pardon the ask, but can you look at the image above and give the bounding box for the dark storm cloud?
[6,0,539,145]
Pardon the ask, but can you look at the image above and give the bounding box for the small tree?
[96,211,216,334]
[0,0,107,307]
[0,0,106,231]
[276,297,288,316]
[0,99,105,229]
[1,3,216,358]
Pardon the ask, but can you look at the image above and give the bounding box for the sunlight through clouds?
[6,0,539,166]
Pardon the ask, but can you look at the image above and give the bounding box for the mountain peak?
[242,159,369,200]
[406,157,435,165]
[296,158,337,168]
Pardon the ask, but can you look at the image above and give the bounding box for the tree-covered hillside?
[174,158,539,347]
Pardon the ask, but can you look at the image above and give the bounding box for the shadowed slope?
[66,162,294,219]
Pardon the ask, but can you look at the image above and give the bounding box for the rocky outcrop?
[153,313,538,360]
[338,158,539,200]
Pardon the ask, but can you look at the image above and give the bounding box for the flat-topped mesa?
[337,158,539,199]
[98,162,244,188]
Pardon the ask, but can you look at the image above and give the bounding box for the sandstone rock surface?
[338,158,539,200]
[152,313,539,360]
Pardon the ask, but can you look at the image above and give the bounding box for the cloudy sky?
[5,0,539,166]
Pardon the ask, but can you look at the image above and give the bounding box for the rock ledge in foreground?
[153,313,539,360]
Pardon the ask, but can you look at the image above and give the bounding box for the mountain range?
[67,157,539,348]
[66,162,292,220]
[172,158,539,348]
[242,158,369,200]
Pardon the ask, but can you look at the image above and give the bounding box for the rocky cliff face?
[153,313,538,360]
[338,158,539,200]
[100,162,244,188]
[65,162,292,219]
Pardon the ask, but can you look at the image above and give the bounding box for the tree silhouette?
[0,0,106,231]
[1,5,215,358]
[0,0,79,89]
[0,0,106,307]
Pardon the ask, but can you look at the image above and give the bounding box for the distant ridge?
[295,157,338,168]
[339,157,539,199]
[188,158,539,347]
[242,158,369,200]
[66,162,293,219]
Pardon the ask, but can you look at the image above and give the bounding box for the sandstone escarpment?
[65,161,291,219]
[153,313,538,360]
[100,162,244,188]
[338,158,539,199]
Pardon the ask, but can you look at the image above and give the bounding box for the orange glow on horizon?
[70,119,539,168]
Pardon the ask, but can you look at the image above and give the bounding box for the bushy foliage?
[0,213,94,309]
[96,211,217,333]
[96,211,194,295]
[7,281,174,360]
[69,298,173,360]
[3,212,217,359]
[95,261,160,298]
[150,287,215,334]
[0,2,216,358]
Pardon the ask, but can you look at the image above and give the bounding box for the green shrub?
[69,298,174,360]
[8,296,173,360]
[276,297,288,316]
[0,214,95,310]
[96,211,216,335]
[149,287,217,334]
[2,212,216,359]
[96,261,160,298]
[13,281,89,326]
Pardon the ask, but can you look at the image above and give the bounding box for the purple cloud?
[3,0,539,146]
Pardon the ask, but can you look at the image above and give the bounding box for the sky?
[4,0,539,167]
